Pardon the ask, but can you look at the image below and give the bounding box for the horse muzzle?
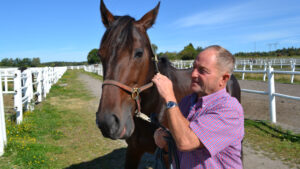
[96,111,134,140]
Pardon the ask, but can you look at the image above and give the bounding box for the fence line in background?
[234,66,300,123]
[0,67,67,156]
[171,59,299,83]
[67,65,103,76]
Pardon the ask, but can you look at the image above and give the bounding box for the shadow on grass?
[245,119,300,142]
[65,148,126,169]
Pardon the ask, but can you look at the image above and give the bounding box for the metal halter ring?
[131,88,140,100]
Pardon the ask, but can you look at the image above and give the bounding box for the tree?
[179,43,197,60]
[196,46,203,54]
[31,57,41,67]
[87,48,100,64]
[151,44,158,54]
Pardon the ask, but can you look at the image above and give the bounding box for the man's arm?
[152,73,203,151]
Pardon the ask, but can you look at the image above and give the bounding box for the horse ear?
[136,2,160,30]
[100,0,115,28]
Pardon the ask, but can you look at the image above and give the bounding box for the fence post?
[14,70,23,124]
[4,70,8,92]
[267,66,276,123]
[0,74,7,156]
[242,63,246,80]
[26,69,34,111]
[290,61,295,83]
[263,63,267,81]
[37,70,42,102]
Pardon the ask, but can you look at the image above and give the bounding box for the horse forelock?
[101,16,136,56]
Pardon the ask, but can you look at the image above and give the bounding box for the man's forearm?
[167,106,202,151]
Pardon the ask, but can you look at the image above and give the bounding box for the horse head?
[96,0,160,140]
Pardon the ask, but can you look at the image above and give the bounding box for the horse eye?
[134,48,144,58]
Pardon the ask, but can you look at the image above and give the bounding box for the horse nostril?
[98,113,120,138]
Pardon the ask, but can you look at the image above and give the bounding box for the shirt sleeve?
[178,95,191,118]
[189,100,244,157]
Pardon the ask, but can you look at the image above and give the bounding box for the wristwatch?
[166,101,178,109]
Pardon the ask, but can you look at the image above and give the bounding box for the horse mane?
[158,56,191,79]
[101,16,136,54]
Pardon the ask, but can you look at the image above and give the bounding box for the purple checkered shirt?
[175,88,244,169]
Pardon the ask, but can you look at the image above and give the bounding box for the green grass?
[80,70,103,81]
[244,119,300,167]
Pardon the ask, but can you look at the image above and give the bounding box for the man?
[152,45,244,169]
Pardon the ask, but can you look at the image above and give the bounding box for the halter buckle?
[131,88,140,100]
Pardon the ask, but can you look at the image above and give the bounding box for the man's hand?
[154,128,168,149]
[152,73,176,103]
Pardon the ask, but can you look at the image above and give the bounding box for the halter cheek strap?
[102,80,153,122]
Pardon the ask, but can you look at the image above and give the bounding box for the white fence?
[235,58,300,69]
[0,67,67,156]
[234,66,300,123]
[67,64,103,76]
[171,59,299,83]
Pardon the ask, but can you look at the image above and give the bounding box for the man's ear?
[220,73,230,87]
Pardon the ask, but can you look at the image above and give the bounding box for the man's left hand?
[152,73,176,103]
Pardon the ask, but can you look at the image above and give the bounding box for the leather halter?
[102,48,160,122]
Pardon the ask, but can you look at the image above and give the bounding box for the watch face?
[167,101,177,108]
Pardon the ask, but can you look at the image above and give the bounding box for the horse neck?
[140,61,192,117]
[159,62,192,101]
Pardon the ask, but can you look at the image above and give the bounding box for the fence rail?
[0,67,67,156]
[234,66,300,123]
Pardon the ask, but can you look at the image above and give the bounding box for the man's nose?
[191,68,198,78]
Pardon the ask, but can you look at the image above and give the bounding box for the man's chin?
[191,86,202,93]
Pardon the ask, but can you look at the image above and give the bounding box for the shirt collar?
[191,88,227,109]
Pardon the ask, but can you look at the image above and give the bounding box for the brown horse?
[96,1,241,168]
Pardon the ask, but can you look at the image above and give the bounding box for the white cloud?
[176,4,247,27]
[175,0,300,28]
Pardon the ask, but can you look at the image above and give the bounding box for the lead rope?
[149,43,180,169]
[151,117,180,169]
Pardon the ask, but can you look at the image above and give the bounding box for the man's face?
[191,49,223,96]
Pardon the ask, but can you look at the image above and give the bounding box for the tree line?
[235,47,300,57]
[0,57,86,67]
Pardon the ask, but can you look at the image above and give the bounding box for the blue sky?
[0,0,300,62]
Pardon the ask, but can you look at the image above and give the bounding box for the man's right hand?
[154,127,168,149]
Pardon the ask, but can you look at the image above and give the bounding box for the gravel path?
[78,73,295,169]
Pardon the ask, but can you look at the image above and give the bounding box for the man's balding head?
[203,45,235,75]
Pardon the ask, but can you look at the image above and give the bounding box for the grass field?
[244,119,300,168]
[0,70,299,168]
